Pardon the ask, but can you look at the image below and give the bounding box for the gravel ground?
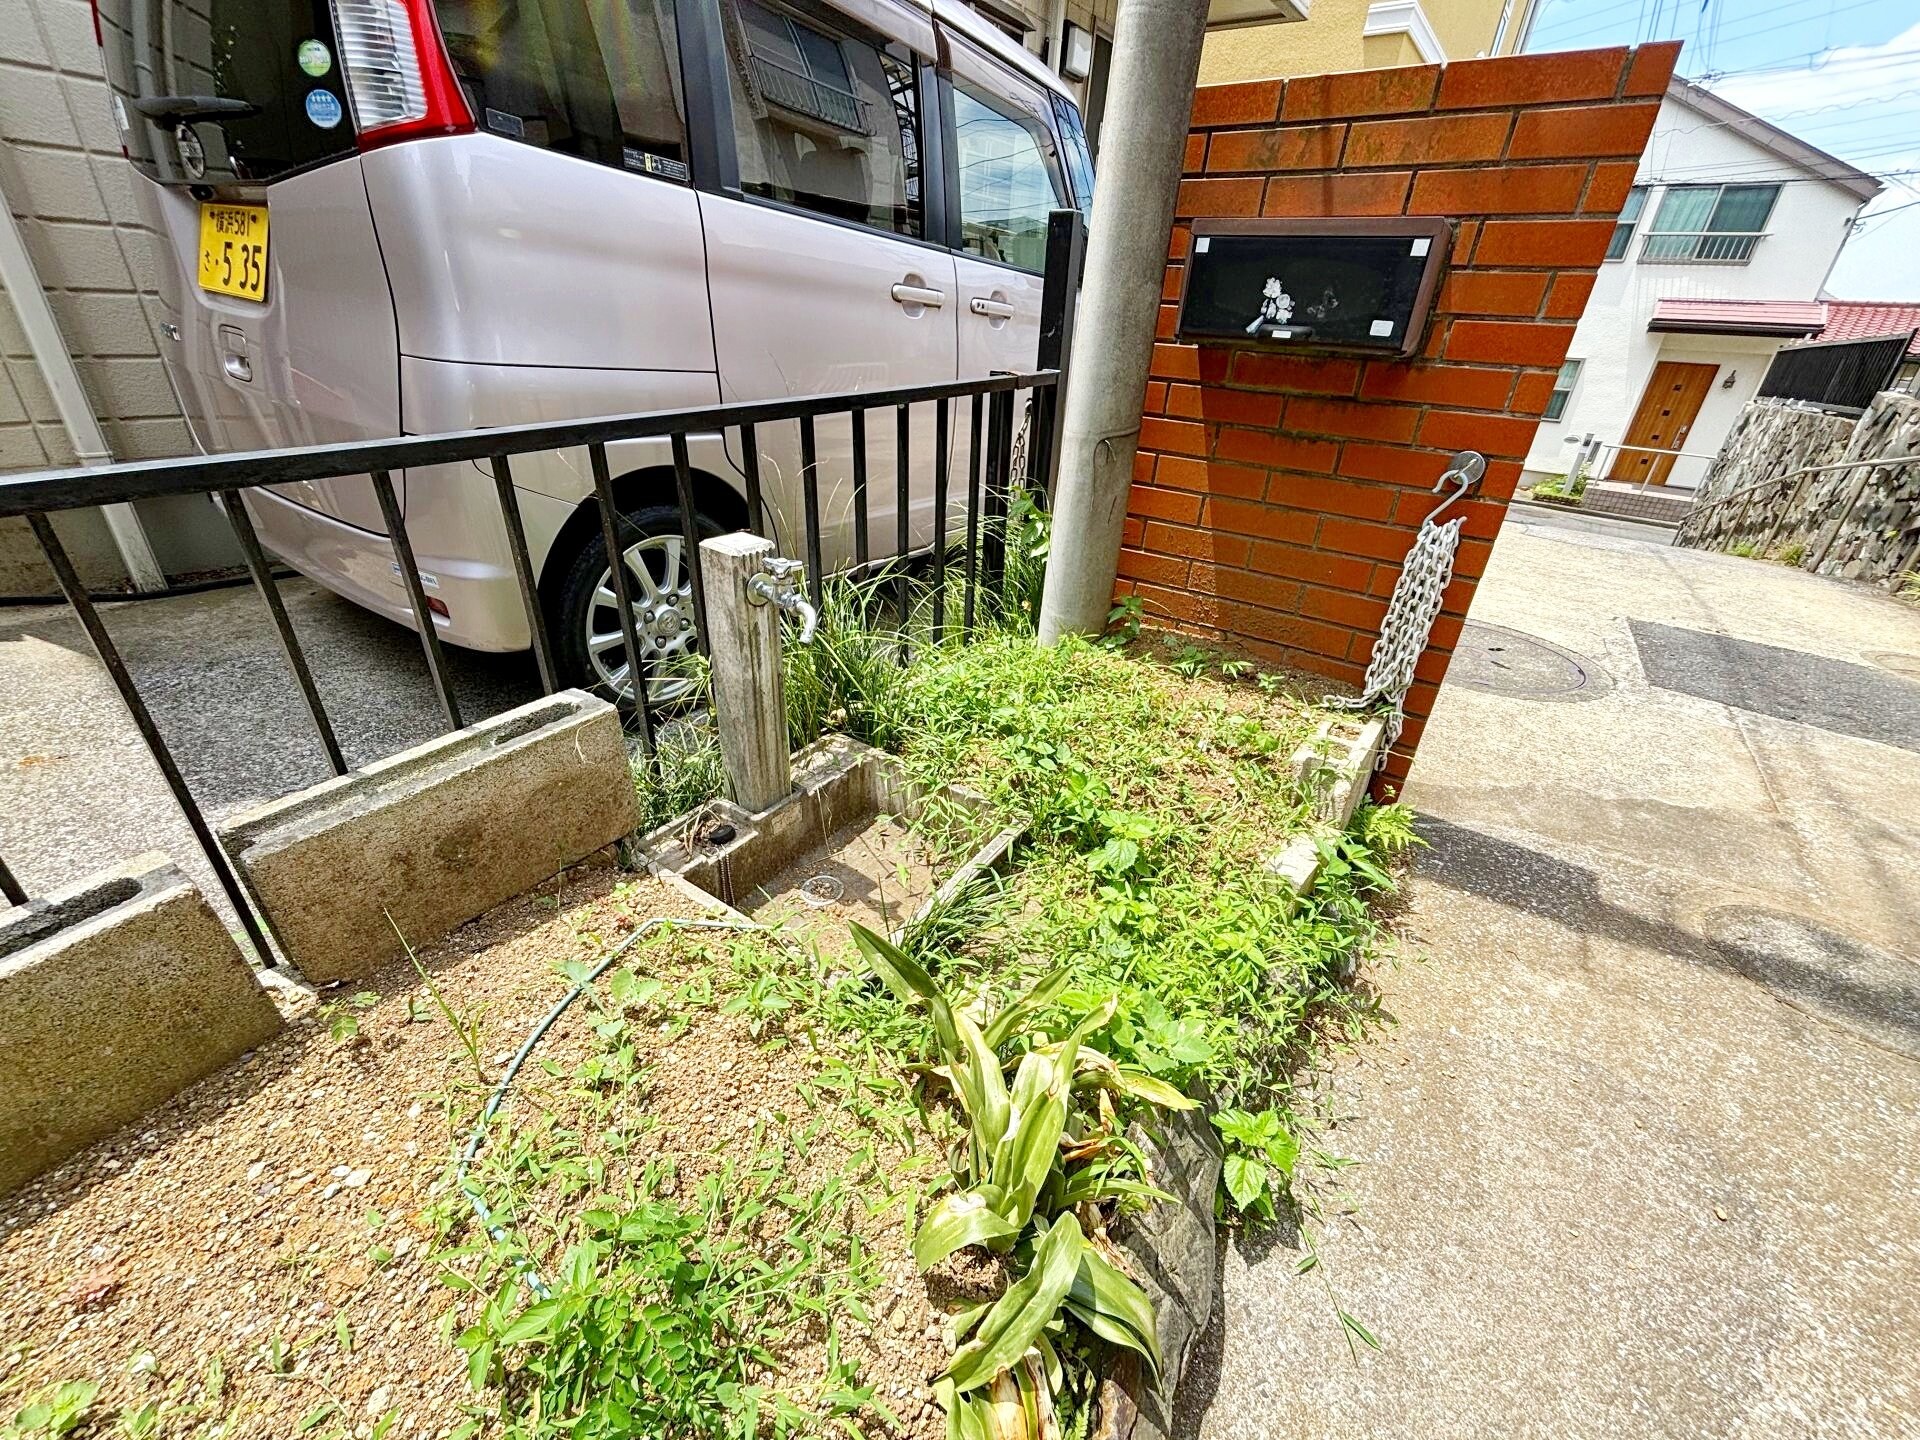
[0,847,965,1439]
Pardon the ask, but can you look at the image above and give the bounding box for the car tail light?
[332,0,471,150]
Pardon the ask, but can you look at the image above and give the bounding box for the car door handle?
[890,283,946,308]
[969,297,1016,319]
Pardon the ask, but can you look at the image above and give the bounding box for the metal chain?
[1333,511,1463,761]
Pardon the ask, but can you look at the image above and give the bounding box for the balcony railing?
[747,51,867,132]
[1639,230,1766,264]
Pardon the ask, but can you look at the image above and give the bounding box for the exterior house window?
[1606,185,1647,260]
[1641,183,1780,263]
[1544,359,1581,420]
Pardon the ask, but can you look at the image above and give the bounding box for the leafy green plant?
[1774,541,1807,567]
[319,989,379,1043]
[1211,1108,1300,1220]
[1102,594,1144,648]
[4,1382,99,1439]
[850,924,1181,1440]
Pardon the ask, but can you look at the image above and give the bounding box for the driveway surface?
[0,577,541,910]
[1184,510,1920,1438]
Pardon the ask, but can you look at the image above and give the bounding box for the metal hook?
[1425,450,1485,526]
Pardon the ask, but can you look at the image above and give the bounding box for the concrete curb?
[0,852,282,1196]
[221,690,636,984]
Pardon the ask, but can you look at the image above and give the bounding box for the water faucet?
[746,555,818,643]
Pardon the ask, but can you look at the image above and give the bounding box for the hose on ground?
[454,914,767,1297]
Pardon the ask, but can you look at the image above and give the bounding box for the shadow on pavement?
[1415,816,1920,1061]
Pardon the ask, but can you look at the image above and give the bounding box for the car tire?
[553,503,723,708]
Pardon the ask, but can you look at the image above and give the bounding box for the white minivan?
[95,0,1093,696]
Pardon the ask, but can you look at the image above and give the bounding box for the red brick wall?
[1123,42,1679,795]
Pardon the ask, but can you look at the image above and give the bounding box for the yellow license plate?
[197,203,269,301]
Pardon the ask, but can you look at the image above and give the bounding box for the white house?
[1523,77,1881,492]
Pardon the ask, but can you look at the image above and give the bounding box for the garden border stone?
[0,852,282,1196]
[221,690,635,984]
[1264,714,1387,894]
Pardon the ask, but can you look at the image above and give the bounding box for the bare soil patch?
[0,857,949,1438]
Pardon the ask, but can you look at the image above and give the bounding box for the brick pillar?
[1125,42,1680,796]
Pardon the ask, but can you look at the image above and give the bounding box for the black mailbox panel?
[1176,217,1452,358]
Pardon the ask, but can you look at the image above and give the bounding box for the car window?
[951,77,1063,271]
[723,0,924,238]
[95,0,356,184]
[1052,94,1094,212]
[433,0,689,181]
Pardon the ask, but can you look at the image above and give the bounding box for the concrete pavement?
[1185,512,1920,1438]
[0,577,539,912]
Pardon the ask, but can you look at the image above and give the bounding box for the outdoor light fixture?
[1062,23,1094,81]
[1722,369,1738,388]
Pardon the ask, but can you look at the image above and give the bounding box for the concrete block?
[0,852,282,1196]
[1290,715,1386,829]
[222,690,637,984]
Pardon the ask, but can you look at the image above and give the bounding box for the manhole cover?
[1863,650,1920,683]
[1450,621,1612,701]
[1703,906,1919,1060]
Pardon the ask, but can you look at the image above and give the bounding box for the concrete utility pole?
[1037,0,1211,644]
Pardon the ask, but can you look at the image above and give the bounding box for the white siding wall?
[1525,91,1866,490]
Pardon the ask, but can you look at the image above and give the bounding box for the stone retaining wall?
[1677,392,1920,581]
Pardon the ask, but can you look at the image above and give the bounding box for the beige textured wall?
[1200,0,1514,86]
[0,0,215,594]
[0,0,191,472]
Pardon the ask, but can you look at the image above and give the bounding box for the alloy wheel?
[583,532,700,705]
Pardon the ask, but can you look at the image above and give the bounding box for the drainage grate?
[1703,906,1919,1060]
[1448,620,1613,701]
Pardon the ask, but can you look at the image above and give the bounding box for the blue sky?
[1522,0,1920,299]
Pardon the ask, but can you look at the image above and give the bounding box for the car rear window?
[96,0,357,185]
[431,0,690,181]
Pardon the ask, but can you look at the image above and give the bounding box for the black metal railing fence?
[0,211,1086,968]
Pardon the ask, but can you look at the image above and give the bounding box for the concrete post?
[1036,0,1211,644]
[701,532,790,814]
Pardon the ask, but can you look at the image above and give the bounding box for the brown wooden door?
[1610,361,1718,485]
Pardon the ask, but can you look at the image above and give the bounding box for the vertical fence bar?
[800,413,824,616]
[895,402,911,637]
[670,432,711,650]
[0,853,26,907]
[963,391,984,637]
[739,422,766,537]
[981,390,1011,608]
[488,455,559,696]
[589,442,658,758]
[221,488,347,776]
[25,511,279,966]
[931,397,950,644]
[371,469,462,731]
[852,408,870,567]
[1034,210,1085,502]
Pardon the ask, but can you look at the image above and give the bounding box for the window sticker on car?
[486,108,527,139]
[623,147,690,182]
[297,39,332,77]
[304,90,343,129]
